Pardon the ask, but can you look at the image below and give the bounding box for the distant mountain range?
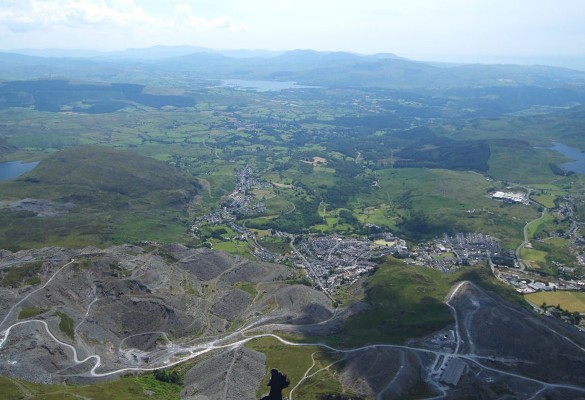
[0,46,584,90]
[5,45,402,61]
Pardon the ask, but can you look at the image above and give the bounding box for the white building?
[492,191,527,204]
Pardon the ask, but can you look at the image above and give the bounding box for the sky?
[0,0,584,66]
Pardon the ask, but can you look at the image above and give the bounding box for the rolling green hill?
[0,145,201,249]
[21,145,198,197]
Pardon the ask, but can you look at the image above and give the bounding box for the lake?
[551,142,585,174]
[218,79,319,92]
[0,160,39,181]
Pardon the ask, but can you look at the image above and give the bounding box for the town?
[290,233,408,294]
[191,167,408,293]
[411,232,503,272]
[192,167,585,303]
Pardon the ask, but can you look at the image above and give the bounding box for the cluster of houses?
[411,233,504,272]
[292,234,407,293]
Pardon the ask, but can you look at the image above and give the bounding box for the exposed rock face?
[210,289,253,321]
[0,321,74,384]
[339,348,424,398]
[0,242,341,394]
[177,248,242,281]
[0,243,305,386]
[447,282,585,389]
[0,198,76,217]
[181,347,266,400]
[5,244,582,399]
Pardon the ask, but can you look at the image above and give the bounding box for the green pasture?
[534,237,579,269]
[210,239,253,257]
[520,247,548,269]
[526,291,585,313]
[258,236,291,255]
[357,204,400,229]
[531,194,557,209]
[336,259,455,346]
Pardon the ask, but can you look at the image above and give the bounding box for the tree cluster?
[153,369,182,385]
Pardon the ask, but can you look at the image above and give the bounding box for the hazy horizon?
[3,45,585,72]
[0,0,583,70]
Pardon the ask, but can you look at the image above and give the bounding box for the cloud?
[0,0,245,33]
[174,3,247,32]
[0,0,154,31]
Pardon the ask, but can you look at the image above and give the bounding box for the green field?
[531,194,557,209]
[525,291,585,313]
[520,235,579,275]
[526,212,555,240]
[488,145,562,183]
[361,168,538,246]
[2,88,582,252]
[211,240,253,257]
[520,247,548,269]
[533,237,579,272]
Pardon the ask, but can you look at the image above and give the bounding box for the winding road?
[516,209,547,271]
[2,260,585,398]
[0,259,75,330]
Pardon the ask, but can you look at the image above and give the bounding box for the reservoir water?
[549,142,585,174]
[218,79,319,92]
[0,160,38,181]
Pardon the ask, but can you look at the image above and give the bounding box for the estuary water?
[550,142,585,174]
[0,161,38,182]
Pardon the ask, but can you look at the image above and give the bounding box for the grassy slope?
[331,257,523,347]
[357,168,538,247]
[20,145,194,195]
[0,375,182,400]
[334,258,454,346]
[249,260,522,395]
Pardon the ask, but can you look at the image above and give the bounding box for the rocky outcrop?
[181,347,266,400]
[0,242,335,387]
